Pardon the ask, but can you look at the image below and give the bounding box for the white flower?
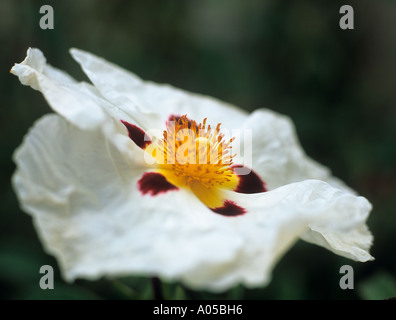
[11,48,373,292]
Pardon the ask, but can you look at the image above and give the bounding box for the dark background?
[1,0,395,299]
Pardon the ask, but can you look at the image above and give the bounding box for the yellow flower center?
[145,115,239,208]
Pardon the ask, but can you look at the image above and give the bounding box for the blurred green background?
[1,0,395,300]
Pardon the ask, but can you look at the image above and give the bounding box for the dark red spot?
[232,165,267,194]
[211,200,246,217]
[167,114,192,128]
[138,172,178,196]
[121,120,151,149]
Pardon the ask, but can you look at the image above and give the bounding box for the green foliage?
[358,271,396,300]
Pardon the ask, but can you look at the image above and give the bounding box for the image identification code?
[153,304,243,317]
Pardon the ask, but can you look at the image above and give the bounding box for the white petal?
[13,115,373,292]
[11,48,155,163]
[70,48,248,129]
[13,114,149,275]
[301,224,373,262]
[202,180,373,289]
[235,109,355,193]
[11,48,107,130]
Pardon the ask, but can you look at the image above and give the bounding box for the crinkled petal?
[70,48,248,129]
[222,181,373,264]
[11,48,155,163]
[301,224,373,262]
[234,109,355,193]
[13,114,147,276]
[11,48,107,130]
[13,115,373,292]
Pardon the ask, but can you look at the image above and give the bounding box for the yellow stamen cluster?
[154,115,237,190]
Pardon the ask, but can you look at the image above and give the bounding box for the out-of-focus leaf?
[358,271,396,300]
[110,279,138,299]
[173,285,187,300]
[160,279,187,300]
[0,243,45,285]
[226,284,245,300]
